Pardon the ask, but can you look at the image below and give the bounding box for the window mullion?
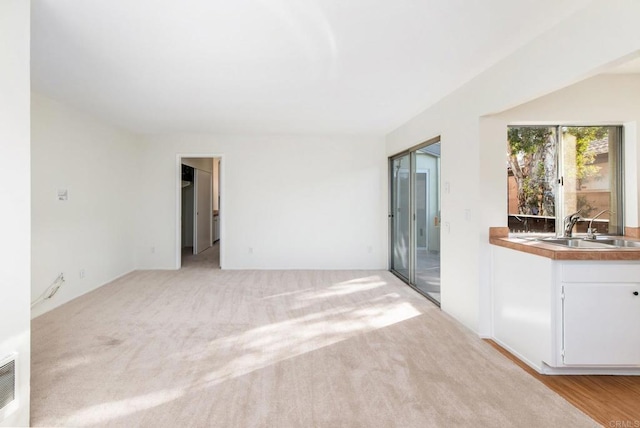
[556,125,564,235]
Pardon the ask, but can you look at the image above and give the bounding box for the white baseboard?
[490,337,544,373]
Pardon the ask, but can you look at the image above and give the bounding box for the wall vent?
[0,355,15,412]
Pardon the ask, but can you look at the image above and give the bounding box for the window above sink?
[507,125,623,236]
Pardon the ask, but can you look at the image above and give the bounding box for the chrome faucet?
[586,209,612,240]
[563,209,582,237]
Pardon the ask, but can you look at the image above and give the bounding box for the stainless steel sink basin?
[538,236,640,249]
[591,239,640,248]
[542,238,615,248]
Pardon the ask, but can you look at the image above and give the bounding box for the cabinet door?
[563,283,640,365]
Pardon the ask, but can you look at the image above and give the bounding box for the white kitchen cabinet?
[491,246,553,371]
[562,283,640,365]
[492,246,640,374]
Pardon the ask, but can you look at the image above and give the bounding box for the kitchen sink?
[542,238,615,248]
[591,239,640,248]
[539,236,640,249]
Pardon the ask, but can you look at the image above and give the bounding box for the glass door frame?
[389,152,411,282]
[389,136,441,307]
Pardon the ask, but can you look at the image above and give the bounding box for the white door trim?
[176,154,225,269]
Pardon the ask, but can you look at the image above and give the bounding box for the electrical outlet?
[150,246,156,254]
[79,269,85,279]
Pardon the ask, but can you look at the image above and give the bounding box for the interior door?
[194,169,212,254]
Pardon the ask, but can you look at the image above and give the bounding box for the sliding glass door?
[390,139,441,305]
[414,144,441,303]
[391,154,411,280]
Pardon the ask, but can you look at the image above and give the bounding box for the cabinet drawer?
[561,262,640,283]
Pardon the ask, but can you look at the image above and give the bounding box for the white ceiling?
[31,0,592,135]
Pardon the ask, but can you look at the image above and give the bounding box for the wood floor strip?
[485,339,640,426]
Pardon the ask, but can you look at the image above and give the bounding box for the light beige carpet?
[31,254,597,427]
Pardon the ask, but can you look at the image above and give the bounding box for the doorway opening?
[389,138,441,305]
[177,156,222,269]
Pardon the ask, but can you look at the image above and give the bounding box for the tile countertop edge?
[489,233,640,261]
[489,237,560,260]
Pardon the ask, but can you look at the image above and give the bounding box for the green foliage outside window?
[507,126,604,217]
[507,127,555,216]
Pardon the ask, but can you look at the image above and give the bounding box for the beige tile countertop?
[489,227,640,260]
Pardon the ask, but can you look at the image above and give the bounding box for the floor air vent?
[0,355,15,412]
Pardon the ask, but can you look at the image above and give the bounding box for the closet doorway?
[389,138,441,305]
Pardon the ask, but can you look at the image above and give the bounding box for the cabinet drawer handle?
[634,291,639,296]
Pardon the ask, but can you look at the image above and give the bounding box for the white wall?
[136,135,388,270]
[386,1,640,335]
[31,93,140,318]
[0,2,30,426]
